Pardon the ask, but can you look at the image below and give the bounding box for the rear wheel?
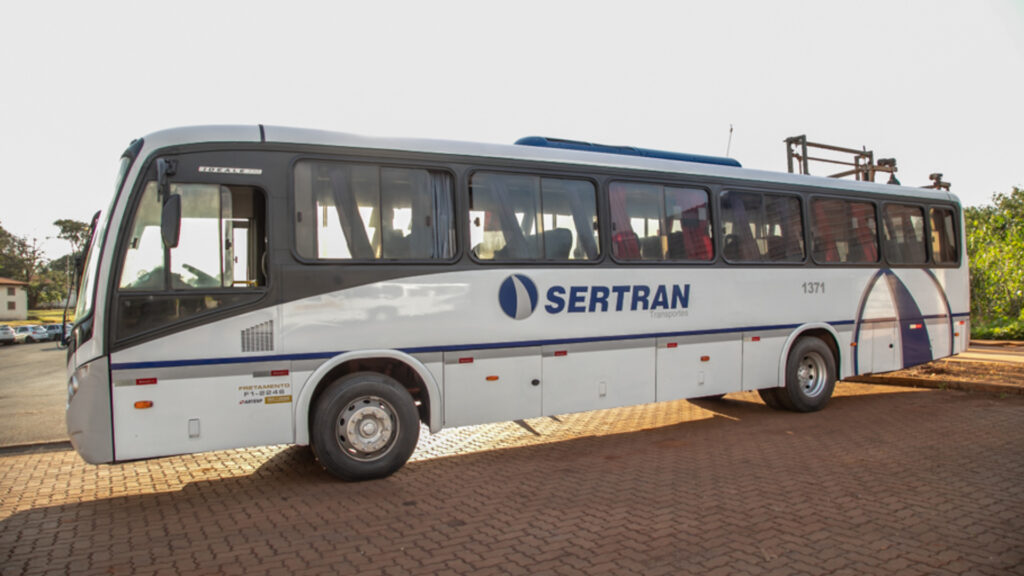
[775,337,836,412]
[757,388,785,410]
[310,372,420,481]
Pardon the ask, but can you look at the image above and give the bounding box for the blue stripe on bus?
[108,314,965,371]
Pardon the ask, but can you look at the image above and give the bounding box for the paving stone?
[0,383,1022,575]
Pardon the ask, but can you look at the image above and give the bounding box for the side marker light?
[134,401,154,409]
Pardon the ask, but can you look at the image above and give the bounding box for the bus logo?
[498,274,539,320]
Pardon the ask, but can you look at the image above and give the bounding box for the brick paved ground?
[1,383,1022,575]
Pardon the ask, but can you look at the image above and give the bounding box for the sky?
[1,0,1022,259]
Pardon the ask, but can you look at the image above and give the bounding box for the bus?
[65,125,969,480]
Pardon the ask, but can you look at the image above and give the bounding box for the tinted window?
[469,172,599,261]
[930,207,958,264]
[882,204,927,264]
[609,182,712,261]
[811,198,879,264]
[293,161,455,260]
[720,191,804,262]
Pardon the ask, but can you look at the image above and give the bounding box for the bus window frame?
[926,203,961,268]
[288,156,461,266]
[880,201,931,267]
[466,168,604,266]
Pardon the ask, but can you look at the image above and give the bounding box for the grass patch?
[3,310,74,327]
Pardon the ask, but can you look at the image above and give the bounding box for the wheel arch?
[294,349,442,445]
[775,323,843,388]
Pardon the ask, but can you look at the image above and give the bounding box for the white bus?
[66,126,969,480]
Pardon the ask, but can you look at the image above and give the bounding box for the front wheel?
[310,372,420,481]
[775,337,837,412]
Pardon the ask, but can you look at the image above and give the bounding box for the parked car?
[14,325,49,344]
[0,325,14,345]
[44,324,65,341]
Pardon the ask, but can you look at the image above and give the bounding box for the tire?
[310,372,420,481]
[775,337,837,412]
[757,388,785,410]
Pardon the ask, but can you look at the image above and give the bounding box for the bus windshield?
[74,154,133,324]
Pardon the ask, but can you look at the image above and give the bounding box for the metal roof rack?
[785,134,951,190]
[785,134,899,184]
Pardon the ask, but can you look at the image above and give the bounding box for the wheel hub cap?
[798,353,827,398]
[339,399,395,456]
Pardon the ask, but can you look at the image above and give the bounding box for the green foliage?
[0,222,29,279]
[0,220,76,309]
[53,219,90,256]
[965,187,1024,338]
[971,319,1024,341]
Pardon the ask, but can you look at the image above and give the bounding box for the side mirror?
[157,158,176,200]
[161,194,182,248]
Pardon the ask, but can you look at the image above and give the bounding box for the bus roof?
[138,124,960,204]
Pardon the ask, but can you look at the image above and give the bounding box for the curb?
[845,375,1024,396]
[0,440,73,456]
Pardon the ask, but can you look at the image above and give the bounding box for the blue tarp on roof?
[514,136,741,168]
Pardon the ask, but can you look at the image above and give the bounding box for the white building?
[0,277,28,321]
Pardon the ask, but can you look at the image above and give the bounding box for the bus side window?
[294,161,455,261]
[721,191,803,263]
[811,198,878,264]
[883,204,927,265]
[539,178,599,261]
[665,187,713,261]
[720,192,762,261]
[930,207,958,264]
[611,182,713,262]
[610,182,662,261]
[469,172,540,260]
[470,172,597,262]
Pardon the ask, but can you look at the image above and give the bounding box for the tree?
[965,187,1024,332]
[0,222,51,307]
[0,222,23,278]
[53,219,90,257]
[0,222,42,281]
